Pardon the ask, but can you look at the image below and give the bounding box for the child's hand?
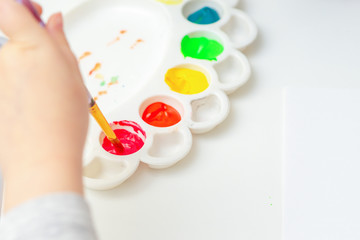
[0,0,88,211]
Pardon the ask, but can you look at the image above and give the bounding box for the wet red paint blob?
[102,121,146,156]
[142,102,181,127]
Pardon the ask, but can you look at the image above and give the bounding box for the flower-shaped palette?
[64,0,257,190]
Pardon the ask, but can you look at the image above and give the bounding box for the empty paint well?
[183,1,223,25]
[191,95,222,123]
[148,131,185,158]
[140,96,184,128]
[221,12,257,49]
[181,31,224,61]
[83,157,127,180]
[100,121,146,156]
[165,64,210,95]
[214,53,250,93]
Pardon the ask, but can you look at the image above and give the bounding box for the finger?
[46,12,71,49]
[0,0,45,42]
[31,1,42,15]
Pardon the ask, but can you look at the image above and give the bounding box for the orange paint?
[98,90,108,96]
[142,102,181,127]
[120,30,127,34]
[108,80,118,87]
[79,51,92,61]
[131,39,144,49]
[107,36,120,46]
[93,90,108,101]
[89,63,101,76]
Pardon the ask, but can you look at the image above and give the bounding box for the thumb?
[0,0,45,43]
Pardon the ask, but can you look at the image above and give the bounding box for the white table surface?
[3,0,360,239]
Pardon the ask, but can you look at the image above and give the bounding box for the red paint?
[142,102,181,127]
[102,121,146,156]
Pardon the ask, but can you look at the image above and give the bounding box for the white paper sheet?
[283,88,360,240]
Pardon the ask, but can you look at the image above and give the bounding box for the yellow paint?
[165,68,209,95]
[95,73,104,80]
[157,0,183,5]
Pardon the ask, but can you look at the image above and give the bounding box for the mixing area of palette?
[77,30,147,101]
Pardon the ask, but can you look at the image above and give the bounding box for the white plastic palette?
[64,0,257,190]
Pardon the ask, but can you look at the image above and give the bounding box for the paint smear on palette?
[188,7,220,25]
[131,39,144,49]
[142,102,181,127]
[165,68,209,95]
[79,51,92,61]
[95,73,104,80]
[107,36,120,46]
[94,90,107,100]
[89,63,101,75]
[157,0,182,4]
[181,35,224,61]
[102,121,146,155]
[108,76,119,87]
[98,90,107,96]
[107,30,127,46]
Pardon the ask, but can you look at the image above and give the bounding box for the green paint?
[100,81,106,86]
[181,35,224,61]
[111,76,119,83]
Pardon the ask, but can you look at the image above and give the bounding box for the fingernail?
[55,12,63,28]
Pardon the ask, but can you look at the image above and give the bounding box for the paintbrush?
[87,93,123,150]
[0,0,124,151]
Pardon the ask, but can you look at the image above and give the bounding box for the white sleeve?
[0,193,97,240]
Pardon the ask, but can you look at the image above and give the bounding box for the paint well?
[149,131,184,158]
[142,102,181,127]
[181,35,224,61]
[165,67,209,95]
[191,95,221,122]
[83,157,127,180]
[188,7,220,25]
[102,121,146,156]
